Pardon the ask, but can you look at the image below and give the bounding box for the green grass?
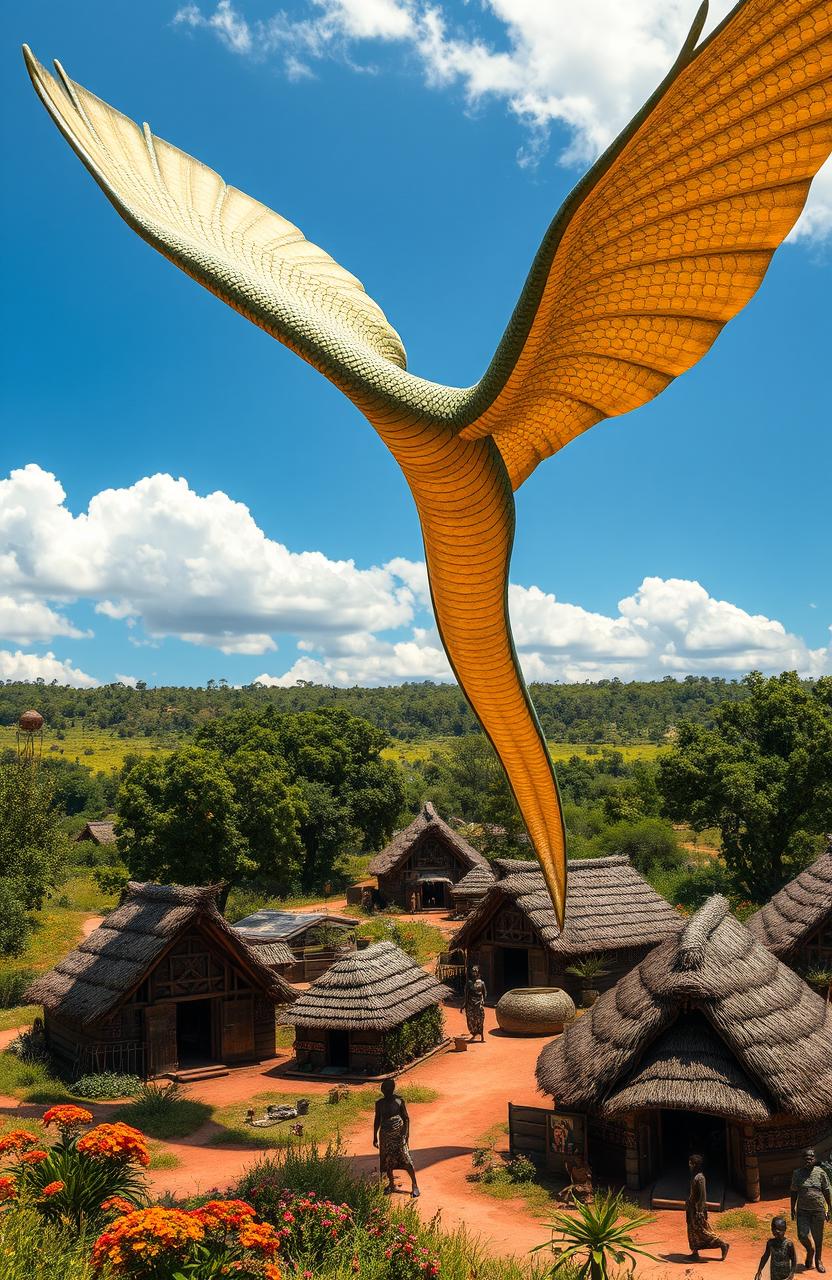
[0,1199,110,1280]
[0,724,177,773]
[382,737,663,765]
[396,1084,440,1103]
[209,1087,377,1150]
[0,1050,72,1103]
[354,917,447,964]
[147,1143,182,1171]
[111,1087,212,1140]
[714,1207,774,1240]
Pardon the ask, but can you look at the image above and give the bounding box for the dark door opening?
[497,946,529,996]
[176,999,214,1066]
[653,1110,727,1208]
[327,1029,350,1069]
[419,881,447,910]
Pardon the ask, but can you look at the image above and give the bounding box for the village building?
[368,801,490,910]
[75,820,116,847]
[746,839,832,971]
[232,909,357,982]
[281,939,450,1075]
[449,864,496,918]
[451,855,680,1001]
[535,896,832,1203]
[26,882,297,1079]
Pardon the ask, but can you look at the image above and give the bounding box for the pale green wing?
[23,47,407,384]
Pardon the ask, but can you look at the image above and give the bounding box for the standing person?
[686,1154,729,1262]
[791,1148,832,1273]
[409,889,419,914]
[464,964,487,1042]
[755,1216,797,1280]
[372,1077,420,1199]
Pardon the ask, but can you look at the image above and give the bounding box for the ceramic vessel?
[495,987,576,1036]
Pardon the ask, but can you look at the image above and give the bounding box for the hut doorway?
[327,1029,350,1069]
[419,879,449,910]
[653,1110,727,1208]
[496,946,529,996]
[177,998,215,1067]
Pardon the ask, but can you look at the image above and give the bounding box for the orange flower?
[91,1207,205,1273]
[42,1180,65,1197]
[100,1195,135,1216]
[264,1264,282,1280]
[42,1104,93,1130]
[0,1130,39,1154]
[189,1198,256,1229]
[237,1220,281,1256]
[0,1176,17,1201]
[78,1122,150,1167]
[19,1149,49,1164]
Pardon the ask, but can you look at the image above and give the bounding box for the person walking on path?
[686,1154,729,1262]
[464,965,487,1042]
[791,1148,832,1272]
[373,1077,420,1199]
[755,1215,797,1280]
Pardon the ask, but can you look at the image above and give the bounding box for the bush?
[0,968,34,1009]
[0,1197,104,1280]
[0,880,31,957]
[6,1026,49,1065]
[112,1082,211,1140]
[236,1141,384,1224]
[72,1073,143,1101]
[594,817,684,873]
[355,917,446,964]
[383,1005,445,1070]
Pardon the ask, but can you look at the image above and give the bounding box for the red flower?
[77,1123,150,1167]
[41,1180,65,1197]
[19,1149,49,1164]
[0,1130,40,1154]
[42,1104,93,1131]
[0,1176,17,1202]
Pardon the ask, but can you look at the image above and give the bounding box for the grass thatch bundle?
[746,839,832,958]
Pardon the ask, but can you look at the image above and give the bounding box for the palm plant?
[533,1192,656,1280]
[805,966,832,1003]
[565,956,610,1008]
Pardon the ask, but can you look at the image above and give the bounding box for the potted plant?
[565,956,610,1008]
[805,965,832,1003]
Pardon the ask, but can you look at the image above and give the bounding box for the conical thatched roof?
[450,864,496,901]
[368,802,489,877]
[492,857,539,879]
[452,855,680,956]
[26,882,297,1026]
[281,940,450,1032]
[537,896,832,1123]
[746,840,832,958]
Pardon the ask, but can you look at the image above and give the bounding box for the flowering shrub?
[265,1189,353,1265]
[91,1202,283,1279]
[0,1174,17,1202]
[365,1211,440,1278]
[77,1123,150,1167]
[2,1111,148,1227]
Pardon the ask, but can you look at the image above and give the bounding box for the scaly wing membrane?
[22,47,407,382]
[462,0,832,487]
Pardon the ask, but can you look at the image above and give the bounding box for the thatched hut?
[368,802,489,909]
[75,820,116,847]
[451,855,680,1001]
[26,883,297,1078]
[536,896,832,1201]
[747,840,832,972]
[281,940,450,1075]
[450,864,496,918]
[232,909,357,981]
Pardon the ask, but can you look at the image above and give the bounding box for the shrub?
[265,1188,354,1265]
[384,1005,444,1070]
[6,1026,49,1065]
[236,1141,384,1224]
[0,1196,104,1280]
[112,1081,211,1139]
[72,1073,143,1100]
[90,1202,282,1278]
[367,1213,440,1278]
[0,968,34,1009]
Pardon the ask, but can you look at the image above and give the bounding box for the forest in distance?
[0,674,773,744]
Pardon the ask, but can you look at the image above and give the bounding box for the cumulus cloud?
[0,649,98,688]
[173,0,832,241]
[0,464,414,656]
[0,595,89,645]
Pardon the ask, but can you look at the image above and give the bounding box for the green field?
[382,737,663,765]
[0,724,180,773]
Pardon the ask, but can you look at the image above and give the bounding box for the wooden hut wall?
[789,919,832,969]
[43,1010,146,1078]
[753,1117,832,1191]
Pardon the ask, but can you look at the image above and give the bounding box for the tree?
[116,745,304,907]
[657,671,832,901]
[196,706,404,887]
[0,762,69,956]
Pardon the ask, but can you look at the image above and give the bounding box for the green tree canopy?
[0,762,69,956]
[657,671,832,901]
[116,744,304,906]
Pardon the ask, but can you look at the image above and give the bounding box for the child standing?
[755,1216,797,1280]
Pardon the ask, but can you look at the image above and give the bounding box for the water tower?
[17,709,44,766]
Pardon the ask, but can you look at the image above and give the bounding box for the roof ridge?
[675,895,730,970]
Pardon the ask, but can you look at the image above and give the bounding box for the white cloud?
[0,595,89,645]
[0,649,99,688]
[116,673,140,688]
[0,464,414,656]
[173,0,832,241]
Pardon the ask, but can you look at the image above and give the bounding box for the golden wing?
[462,0,832,487]
[22,46,407,389]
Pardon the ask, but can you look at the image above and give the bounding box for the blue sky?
[1,0,830,689]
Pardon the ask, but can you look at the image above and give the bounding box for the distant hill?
[0,676,758,745]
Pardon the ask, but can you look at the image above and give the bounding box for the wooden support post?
[743,1124,761,1202]
[624,1114,641,1191]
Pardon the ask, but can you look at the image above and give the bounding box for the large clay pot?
[495,987,576,1036]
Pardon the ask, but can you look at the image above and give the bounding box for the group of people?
[690,1148,831,1274]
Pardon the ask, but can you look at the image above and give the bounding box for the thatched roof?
[233,910,356,944]
[242,939,296,969]
[26,882,297,1026]
[281,940,451,1032]
[450,864,496,900]
[76,820,116,845]
[368,802,489,877]
[493,857,538,879]
[537,896,832,1123]
[452,855,680,956]
[746,840,832,958]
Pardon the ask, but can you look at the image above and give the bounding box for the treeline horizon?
[0,673,788,743]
